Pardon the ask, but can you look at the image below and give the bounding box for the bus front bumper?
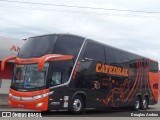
[8,95,48,111]
[8,88,52,111]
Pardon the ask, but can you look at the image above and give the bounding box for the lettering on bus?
[96,63,128,77]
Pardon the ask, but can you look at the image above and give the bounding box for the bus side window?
[51,71,62,86]
[149,61,159,72]
[84,42,105,62]
[79,42,105,88]
[54,36,84,61]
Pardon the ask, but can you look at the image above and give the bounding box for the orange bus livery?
[1,34,159,113]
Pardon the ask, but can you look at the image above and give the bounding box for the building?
[0,36,25,94]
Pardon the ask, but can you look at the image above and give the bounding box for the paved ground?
[0,80,11,94]
[0,99,159,118]
[0,94,8,106]
[0,94,159,119]
[0,108,159,120]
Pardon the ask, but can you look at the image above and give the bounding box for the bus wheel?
[70,95,83,113]
[141,97,148,110]
[133,97,140,111]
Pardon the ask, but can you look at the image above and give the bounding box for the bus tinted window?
[19,35,59,58]
[51,71,62,86]
[149,61,159,72]
[54,36,84,60]
[105,47,130,64]
[48,61,72,87]
[84,42,105,62]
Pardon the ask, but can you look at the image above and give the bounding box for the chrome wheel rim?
[143,99,147,109]
[73,99,82,112]
[135,99,140,109]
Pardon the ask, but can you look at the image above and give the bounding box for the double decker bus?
[1,34,159,113]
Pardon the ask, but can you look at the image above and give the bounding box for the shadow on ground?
[41,106,158,117]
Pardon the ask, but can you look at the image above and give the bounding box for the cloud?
[0,0,160,65]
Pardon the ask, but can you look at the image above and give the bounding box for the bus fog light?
[36,102,44,108]
[9,93,12,97]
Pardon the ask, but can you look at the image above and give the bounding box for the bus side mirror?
[1,56,16,71]
[38,54,74,71]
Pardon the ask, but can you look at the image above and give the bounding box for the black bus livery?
[1,34,159,113]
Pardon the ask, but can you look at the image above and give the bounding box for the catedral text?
[96,63,128,77]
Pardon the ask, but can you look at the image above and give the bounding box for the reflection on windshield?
[12,63,49,89]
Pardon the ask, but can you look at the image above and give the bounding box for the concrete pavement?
[0,94,8,106]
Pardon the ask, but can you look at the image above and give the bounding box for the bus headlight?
[9,91,54,101]
[33,91,54,100]
[34,95,43,100]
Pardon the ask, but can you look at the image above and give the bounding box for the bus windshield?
[18,35,59,58]
[12,63,49,89]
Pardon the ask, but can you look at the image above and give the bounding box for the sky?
[0,0,160,66]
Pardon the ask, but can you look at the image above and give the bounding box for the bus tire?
[141,97,148,110]
[69,95,83,114]
[133,97,140,111]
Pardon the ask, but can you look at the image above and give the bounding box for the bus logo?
[93,81,100,89]
[96,63,128,77]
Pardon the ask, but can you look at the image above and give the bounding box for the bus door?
[47,60,73,110]
[80,42,106,108]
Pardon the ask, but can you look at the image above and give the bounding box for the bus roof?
[26,33,158,63]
